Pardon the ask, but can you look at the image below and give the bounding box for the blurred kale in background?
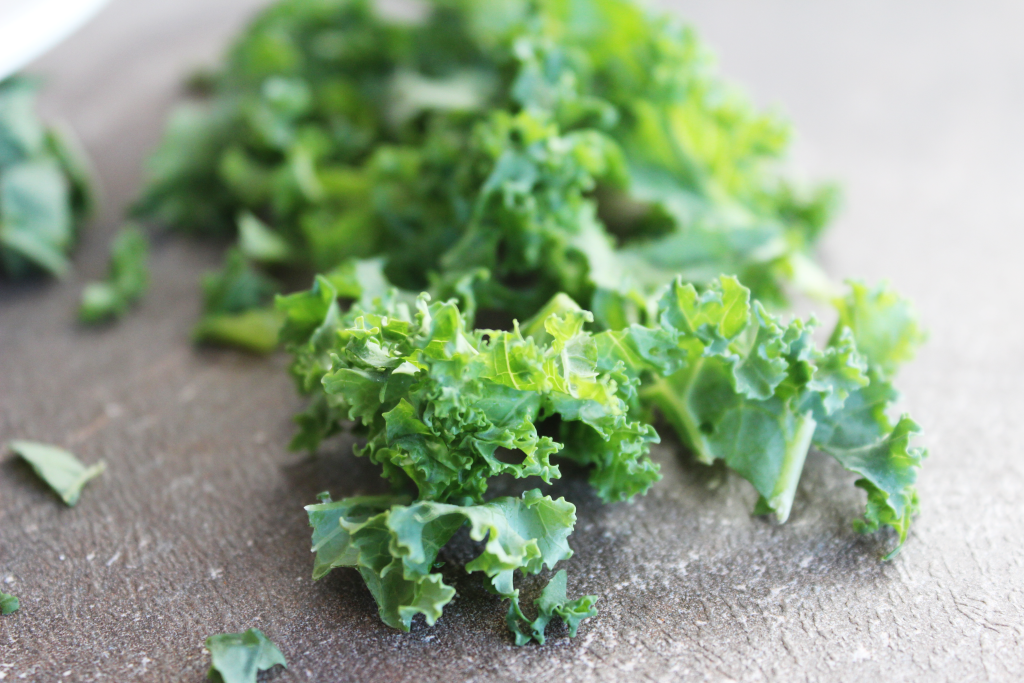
[0,75,92,280]
[137,0,839,339]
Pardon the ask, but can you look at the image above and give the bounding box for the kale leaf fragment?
[80,225,150,323]
[206,628,286,683]
[0,592,18,615]
[8,440,105,506]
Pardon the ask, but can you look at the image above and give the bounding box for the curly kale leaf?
[830,279,927,379]
[505,569,598,646]
[192,248,285,353]
[282,275,660,504]
[137,0,836,337]
[306,489,593,640]
[811,281,927,553]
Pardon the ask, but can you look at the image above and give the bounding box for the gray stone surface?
[2,1,1023,680]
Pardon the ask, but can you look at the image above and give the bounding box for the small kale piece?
[505,570,598,646]
[0,76,93,279]
[1,592,18,615]
[205,628,286,683]
[830,280,927,379]
[8,440,105,506]
[192,249,284,352]
[80,225,150,323]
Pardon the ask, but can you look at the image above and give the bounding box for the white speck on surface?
[105,552,121,567]
[851,645,872,662]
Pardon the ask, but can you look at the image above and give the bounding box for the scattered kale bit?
[0,592,18,615]
[8,440,105,506]
[205,628,286,683]
[0,76,93,279]
[137,0,838,351]
[79,225,150,323]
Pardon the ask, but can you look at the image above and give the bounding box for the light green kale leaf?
[0,592,18,615]
[192,248,284,352]
[8,440,105,506]
[205,628,286,683]
[830,280,926,379]
[80,225,150,323]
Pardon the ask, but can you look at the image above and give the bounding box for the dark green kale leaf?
[8,440,105,506]
[205,628,286,683]
[0,76,93,279]
[79,225,150,323]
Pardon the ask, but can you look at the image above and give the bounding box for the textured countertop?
[2,1,1023,681]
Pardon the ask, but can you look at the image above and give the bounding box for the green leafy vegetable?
[0,592,18,615]
[306,489,593,640]
[281,275,660,503]
[507,569,597,646]
[621,277,925,533]
[284,270,923,640]
[192,249,284,352]
[145,0,928,645]
[79,225,150,323]
[0,76,93,279]
[205,628,286,683]
[137,0,837,352]
[8,440,105,506]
